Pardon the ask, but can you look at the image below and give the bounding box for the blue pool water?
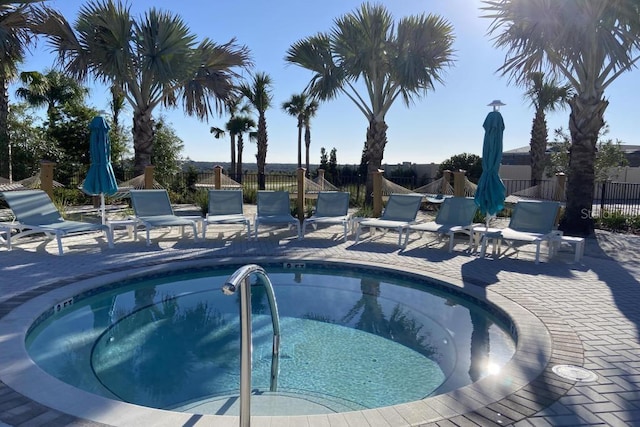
[26,263,516,416]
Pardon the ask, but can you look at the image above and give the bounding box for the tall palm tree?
[0,0,48,180]
[483,0,640,235]
[210,95,251,178]
[302,99,319,177]
[227,115,256,181]
[15,69,88,126]
[281,93,308,169]
[35,0,251,176]
[286,3,455,204]
[109,83,129,169]
[523,72,572,184]
[239,72,272,190]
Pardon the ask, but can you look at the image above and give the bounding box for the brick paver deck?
[0,206,639,426]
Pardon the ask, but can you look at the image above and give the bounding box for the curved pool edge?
[0,255,582,427]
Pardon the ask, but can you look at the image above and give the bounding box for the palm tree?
[210,95,251,179]
[302,99,319,176]
[523,72,572,184]
[35,0,251,176]
[227,115,256,181]
[15,69,88,126]
[0,0,48,180]
[109,83,129,169]
[282,93,308,169]
[286,3,455,204]
[239,72,273,190]
[483,0,640,235]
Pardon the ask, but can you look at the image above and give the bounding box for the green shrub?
[53,188,92,206]
[353,205,374,218]
[595,209,628,232]
[243,188,257,205]
[628,215,640,233]
[473,209,486,224]
[193,189,209,215]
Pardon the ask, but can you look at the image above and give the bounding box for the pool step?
[171,389,365,415]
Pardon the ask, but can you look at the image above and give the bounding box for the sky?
[12,0,640,166]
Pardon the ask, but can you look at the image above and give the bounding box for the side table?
[550,234,585,263]
[107,218,139,241]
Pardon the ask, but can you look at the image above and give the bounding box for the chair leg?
[105,228,114,248]
[343,222,348,242]
[55,233,64,256]
[355,225,363,243]
[479,235,488,258]
[402,228,410,248]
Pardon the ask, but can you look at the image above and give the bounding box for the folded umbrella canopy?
[474,110,506,226]
[83,116,118,224]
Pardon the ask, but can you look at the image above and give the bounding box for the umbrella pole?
[101,193,106,225]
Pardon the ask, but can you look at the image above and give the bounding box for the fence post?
[373,169,383,217]
[297,168,306,223]
[214,165,222,190]
[453,170,466,197]
[600,180,607,215]
[40,161,55,199]
[144,165,155,189]
[554,172,566,201]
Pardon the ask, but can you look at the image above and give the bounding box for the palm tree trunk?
[364,119,388,205]
[297,118,303,168]
[560,95,608,236]
[529,108,548,184]
[304,125,311,178]
[0,75,10,179]
[132,108,155,176]
[230,134,236,180]
[236,134,244,184]
[256,113,268,190]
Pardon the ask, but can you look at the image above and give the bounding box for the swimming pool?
[0,257,552,425]
[25,261,516,416]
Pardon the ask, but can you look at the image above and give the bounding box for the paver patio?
[0,205,639,426]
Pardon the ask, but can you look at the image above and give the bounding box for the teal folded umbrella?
[83,116,118,224]
[474,110,506,226]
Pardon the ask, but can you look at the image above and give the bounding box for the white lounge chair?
[203,190,251,239]
[403,196,478,251]
[129,189,199,246]
[480,200,561,264]
[302,191,351,242]
[355,193,424,247]
[0,189,113,255]
[254,191,300,239]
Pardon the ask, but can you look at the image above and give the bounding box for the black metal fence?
[503,179,640,216]
[64,169,640,216]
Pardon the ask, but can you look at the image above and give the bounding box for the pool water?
[26,264,516,416]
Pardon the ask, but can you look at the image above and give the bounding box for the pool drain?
[552,365,598,382]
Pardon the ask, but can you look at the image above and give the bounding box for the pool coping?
[0,255,583,427]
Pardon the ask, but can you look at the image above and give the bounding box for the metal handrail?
[222,264,281,427]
